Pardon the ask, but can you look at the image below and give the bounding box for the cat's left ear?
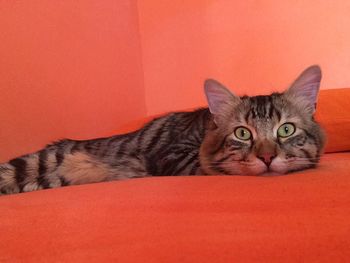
[204,79,240,125]
[286,65,322,114]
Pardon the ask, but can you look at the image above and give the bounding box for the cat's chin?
[241,156,289,175]
[261,171,284,176]
[242,169,284,176]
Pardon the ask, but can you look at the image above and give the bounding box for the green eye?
[277,123,295,138]
[234,127,251,140]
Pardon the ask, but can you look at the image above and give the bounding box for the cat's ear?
[286,65,322,114]
[204,79,240,124]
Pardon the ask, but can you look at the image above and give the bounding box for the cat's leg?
[0,149,148,195]
[106,153,149,180]
[54,151,148,185]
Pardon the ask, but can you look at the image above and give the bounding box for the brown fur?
[0,65,325,195]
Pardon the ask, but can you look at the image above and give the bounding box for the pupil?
[285,126,289,133]
[241,130,245,137]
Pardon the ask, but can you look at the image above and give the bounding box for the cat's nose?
[257,153,276,167]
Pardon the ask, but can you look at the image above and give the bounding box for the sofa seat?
[1,152,349,262]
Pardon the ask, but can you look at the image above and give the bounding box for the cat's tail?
[0,140,75,195]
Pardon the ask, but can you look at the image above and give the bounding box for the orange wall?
[138,0,350,115]
[2,1,350,161]
[0,1,146,162]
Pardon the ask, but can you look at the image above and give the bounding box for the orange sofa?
[2,2,350,262]
[0,88,349,262]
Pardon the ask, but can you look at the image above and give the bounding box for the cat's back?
[135,108,210,154]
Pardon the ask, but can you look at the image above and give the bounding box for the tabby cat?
[0,65,325,195]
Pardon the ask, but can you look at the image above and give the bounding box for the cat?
[0,65,325,195]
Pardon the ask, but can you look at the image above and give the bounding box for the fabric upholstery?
[1,152,349,262]
[315,88,350,153]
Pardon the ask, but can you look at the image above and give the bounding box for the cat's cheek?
[244,159,267,175]
[269,157,289,174]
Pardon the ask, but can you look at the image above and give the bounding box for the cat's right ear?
[204,79,240,124]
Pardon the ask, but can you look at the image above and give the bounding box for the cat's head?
[200,65,326,175]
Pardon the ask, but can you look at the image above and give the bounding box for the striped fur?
[0,65,326,195]
[0,110,209,194]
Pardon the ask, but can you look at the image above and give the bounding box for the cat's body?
[0,109,209,194]
[0,65,325,195]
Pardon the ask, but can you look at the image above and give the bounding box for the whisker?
[206,162,257,168]
[287,159,319,163]
[210,160,244,164]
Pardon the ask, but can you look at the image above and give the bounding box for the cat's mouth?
[240,158,288,175]
[253,166,284,176]
[264,164,285,175]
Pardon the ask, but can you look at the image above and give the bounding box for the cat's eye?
[277,123,295,138]
[234,127,251,141]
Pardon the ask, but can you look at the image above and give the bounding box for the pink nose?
[258,153,276,166]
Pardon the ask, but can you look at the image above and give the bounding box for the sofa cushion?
[1,152,349,262]
[315,88,350,153]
